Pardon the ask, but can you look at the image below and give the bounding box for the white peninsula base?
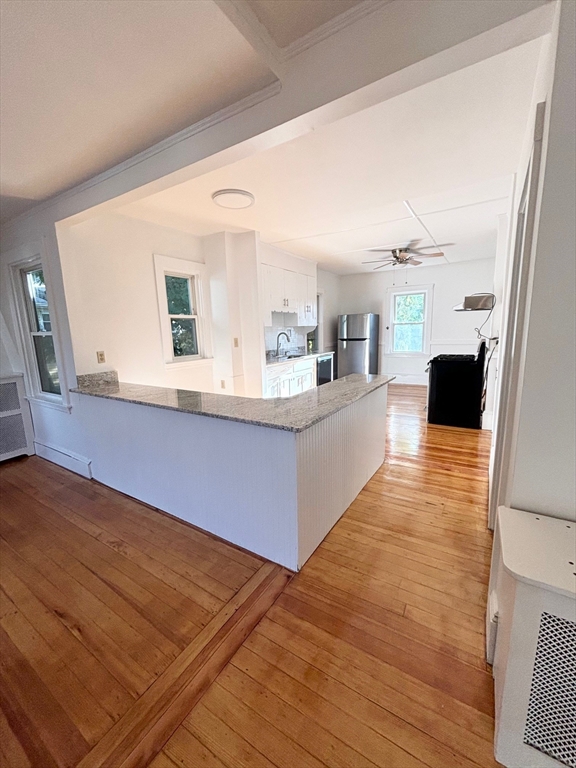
[71,376,390,570]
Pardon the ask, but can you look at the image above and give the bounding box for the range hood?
[453,293,496,311]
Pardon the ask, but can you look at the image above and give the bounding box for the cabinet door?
[269,380,280,398]
[280,377,291,397]
[306,275,318,324]
[291,375,304,395]
[302,371,315,392]
[263,264,286,314]
[283,270,303,313]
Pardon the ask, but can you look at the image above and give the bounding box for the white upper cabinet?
[306,275,317,325]
[262,264,286,315]
[261,263,317,326]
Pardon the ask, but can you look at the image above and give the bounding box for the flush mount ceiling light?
[211,189,255,209]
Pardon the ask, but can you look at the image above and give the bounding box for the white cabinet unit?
[261,263,317,326]
[306,275,318,325]
[0,374,35,461]
[489,507,576,768]
[265,357,317,398]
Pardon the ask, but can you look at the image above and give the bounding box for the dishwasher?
[316,354,334,385]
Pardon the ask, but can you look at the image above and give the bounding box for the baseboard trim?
[34,441,92,478]
[482,411,494,431]
[385,373,428,386]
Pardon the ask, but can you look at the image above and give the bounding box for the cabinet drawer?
[266,362,294,382]
[293,359,315,373]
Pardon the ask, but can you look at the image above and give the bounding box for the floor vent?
[524,612,576,767]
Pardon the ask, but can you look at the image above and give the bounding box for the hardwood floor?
[154,384,499,768]
[0,384,498,767]
[0,457,290,767]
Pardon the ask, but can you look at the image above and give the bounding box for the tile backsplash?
[265,326,308,355]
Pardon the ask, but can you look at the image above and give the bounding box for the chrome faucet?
[276,331,291,357]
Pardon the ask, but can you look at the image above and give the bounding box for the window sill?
[164,357,214,370]
[27,396,72,413]
[385,351,430,358]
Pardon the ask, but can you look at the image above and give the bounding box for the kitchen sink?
[267,353,305,362]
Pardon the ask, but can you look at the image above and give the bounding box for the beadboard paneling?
[296,385,387,567]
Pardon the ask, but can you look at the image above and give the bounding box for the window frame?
[385,284,434,356]
[153,254,211,367]
[9,252,67,408]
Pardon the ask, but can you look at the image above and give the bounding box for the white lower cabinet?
[265,358,317,398]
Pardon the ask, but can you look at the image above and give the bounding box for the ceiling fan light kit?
[361,238,453,270]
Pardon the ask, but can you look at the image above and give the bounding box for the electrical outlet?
[96,351,106,364]
[233,337,239,348]
[220,380,226,389]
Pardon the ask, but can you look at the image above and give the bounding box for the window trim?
[385,284,434,356]
[9,253,66,406]
[153,254,211,366]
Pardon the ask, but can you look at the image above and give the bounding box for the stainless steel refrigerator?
[337,314,379,377]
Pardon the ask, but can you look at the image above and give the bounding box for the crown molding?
[215,0,392,69]
[214,1,286,75]
[282,0,393,59]
[2,79,282,233]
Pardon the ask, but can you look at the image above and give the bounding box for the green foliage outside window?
[393,292,425,352]
[165,275,192,315]
[171,318,198,357]
[395,293,425,323]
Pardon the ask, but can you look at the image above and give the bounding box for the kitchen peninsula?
[72,371,393,570]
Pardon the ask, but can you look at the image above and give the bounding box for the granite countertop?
[265,350,334,367]
[71,372,394,433]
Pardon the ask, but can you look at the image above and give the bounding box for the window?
[20,266,61,395]
[165,274,198,358]
[154,254,208,365]
[387,286,433,355]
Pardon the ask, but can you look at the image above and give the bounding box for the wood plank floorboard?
[1,384,499,767]
[0,455,288,767]
[158,384,500,768]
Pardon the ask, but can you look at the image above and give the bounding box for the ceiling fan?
[362,239,453,270]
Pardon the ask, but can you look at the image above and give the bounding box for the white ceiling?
[245,0,365,48]
[0,0,276,223]
[119,38,542,274]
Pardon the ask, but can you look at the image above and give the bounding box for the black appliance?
[316,354,334,386]
[427,341,486,429]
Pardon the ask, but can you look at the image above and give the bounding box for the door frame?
[488,102,546,529]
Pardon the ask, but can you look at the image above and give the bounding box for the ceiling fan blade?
[373,261,395,270]
[362,258,391,264]
[367,238,422,253]
[414,251,444,259]
[408,259,423,266]
[414,242,454,251]
[405,239,424,250]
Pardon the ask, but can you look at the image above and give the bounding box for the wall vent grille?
[0,413,27,455]
[0,381,20,413]
[524,612,576,767]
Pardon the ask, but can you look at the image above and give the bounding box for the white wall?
[204,230,265,397]
[57,213,215,392]
[0,309,24,376]
[339,258,496,385]
[317,268,340,351]
[508,0,575,520]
